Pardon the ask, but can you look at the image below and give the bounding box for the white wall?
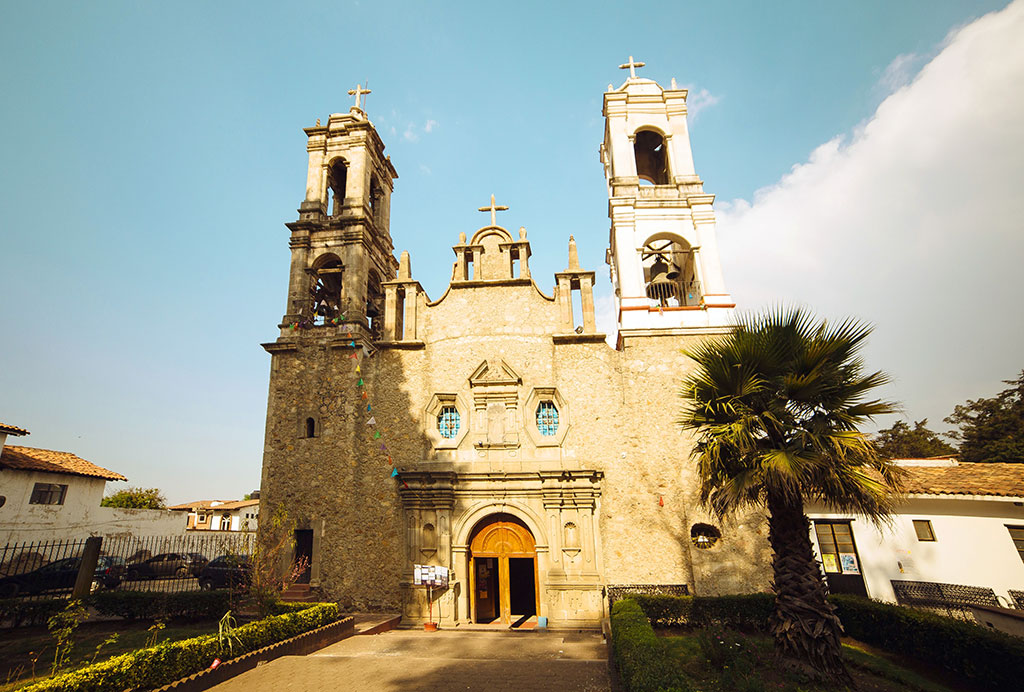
[0,468,185,545]
[808,496,1024,605]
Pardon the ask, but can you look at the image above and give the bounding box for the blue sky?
[1,1,1019,503]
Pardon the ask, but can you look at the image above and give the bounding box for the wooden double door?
[469,516,539,625]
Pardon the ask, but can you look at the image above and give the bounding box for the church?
[258,60,771,628]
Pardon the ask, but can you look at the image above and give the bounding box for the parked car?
[198,554,252,591]
[0,555,124,598]
[125,552,208,580]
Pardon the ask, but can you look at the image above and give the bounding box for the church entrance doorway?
[468,514,538,626]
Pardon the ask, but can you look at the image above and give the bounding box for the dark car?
[125,552,208,580]
[198,554,251,591]
[0,555,124,598]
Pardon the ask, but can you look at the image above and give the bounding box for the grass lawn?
[660,627,967,692]
[0,617,222,691]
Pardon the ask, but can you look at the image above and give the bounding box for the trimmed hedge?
[0,597,67,627]
[90,590,234,620]
[610,599,690,692]
[631,593,774,630]
[19,602,340,692]
[831,594,1024,690]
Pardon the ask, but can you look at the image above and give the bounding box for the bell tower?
[601,57,734,336]
[281,84,399,339]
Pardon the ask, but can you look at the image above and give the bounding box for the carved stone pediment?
[468,359,521,387]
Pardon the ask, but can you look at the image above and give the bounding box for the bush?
[19,602,340,692]
[90,590,233,620]
[0,597,67,627]
[610,598,690,692]
[831,594,1024,690]
[632,593,774,630]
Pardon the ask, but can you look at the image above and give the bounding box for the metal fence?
[891,579,1000,619]
[0,533,254,602]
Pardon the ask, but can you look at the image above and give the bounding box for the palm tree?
[679,307,903,680]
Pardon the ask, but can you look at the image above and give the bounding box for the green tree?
[679,308,902,681]
[872,419,956,459]
[100,487,166,509]
[944,371,1024,463]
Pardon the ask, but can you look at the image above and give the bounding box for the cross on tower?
[348,82,371,110]
[477,194,509,226]
[618,56,645,78]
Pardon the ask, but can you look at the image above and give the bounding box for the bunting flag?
[349,340,356,347]
[366,404,372,412]
[349,353,358,359]
[358,378,364,387]
[380,443,387,451]
[367,416,376,425]
[373,431,381,439]
[355,365,361,373]
[346,340,406,485]
[361,391,368,399]
[391,468,399,478]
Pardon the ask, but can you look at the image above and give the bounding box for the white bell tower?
[601,57,734,337]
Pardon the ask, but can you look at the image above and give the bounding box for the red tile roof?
[0,445,127,481]
[902,462,1024,498]
[0,422,29,436]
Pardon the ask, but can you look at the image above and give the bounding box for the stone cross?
[478,194,509,226]
[348,83,371,110]
[618,56,645,78]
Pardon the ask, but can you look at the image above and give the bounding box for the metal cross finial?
[348,82,372,110]
[477,194,509,226]
[618,55,645,78]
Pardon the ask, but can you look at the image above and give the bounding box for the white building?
[169,499,259,532]
[0,443,183,544]
[806,458,1024,608]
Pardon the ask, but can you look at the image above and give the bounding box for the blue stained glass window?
[537,401,559,436]
[437,406,460,439]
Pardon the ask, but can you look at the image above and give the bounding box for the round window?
[437,406,460,439]
[690,523,721,550]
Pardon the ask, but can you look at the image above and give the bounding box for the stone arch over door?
[452,502,549,626]
[468,514,539,625]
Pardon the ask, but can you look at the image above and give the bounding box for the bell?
[664,262,680,281]
[646,272,679,302]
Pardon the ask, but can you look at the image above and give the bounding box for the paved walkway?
[208,627,612,692]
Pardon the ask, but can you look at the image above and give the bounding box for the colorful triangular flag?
[358,378,364,387]
[367,416,376,425]
[391,468,399,478]
[380,443,387,451]
[349,340,356,347]
[361,391,367,399]
[349,353,358,359]
[366,404,372,412]
[373,430,381,439]
[355,365,361,373]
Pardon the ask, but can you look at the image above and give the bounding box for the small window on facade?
[912,519,936,542]
[537,401,559,436]
[1007,526,1024,563]
[29,483,67,505]
[690,523,721,549]
[305,417,316,438]
[437,406,460,439]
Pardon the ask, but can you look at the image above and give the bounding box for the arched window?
[327,159,348,216]
[311,255,344,322]
[366,270,384,338]
[536,401,559,436]
[437,406,460,439]
[691,523,721,549]
[634,130,669,185]
[305,417,316,439]
[641,236,701,308]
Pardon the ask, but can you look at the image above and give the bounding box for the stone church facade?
[259,63,771,628]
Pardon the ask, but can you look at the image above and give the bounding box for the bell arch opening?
[310,253,344,323]
[634,129,669,185]
[326,158,348,216]
[468,513,538,626]
[641,235,702,308]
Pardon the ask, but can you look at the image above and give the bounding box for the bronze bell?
[646,261,680,303]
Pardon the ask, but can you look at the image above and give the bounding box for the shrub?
[90,590,232,620]
[830,594,1024,690]
[632,593,774,630]
[0,597,66,627]
[610,598,690,692]
[19,602,339,692]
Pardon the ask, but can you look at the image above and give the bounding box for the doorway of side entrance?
[468,514,539,627]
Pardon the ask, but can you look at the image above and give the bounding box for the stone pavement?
[208,627,612,692]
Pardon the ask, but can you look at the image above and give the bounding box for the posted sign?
[413,564,449,587]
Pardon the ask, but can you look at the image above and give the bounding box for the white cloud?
[419,163,432,175]
[685,87,721,122]
[424,119,438,133]
[717,1,1024,430]
[877,52,921,92]
[403,124,419,142]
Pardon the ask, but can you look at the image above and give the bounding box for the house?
[258,61,771,628]
[169,500,259,532]
[806,458,1024,609]
[0,442,183,544]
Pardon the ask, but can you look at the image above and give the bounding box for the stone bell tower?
[281,84,399,340]
[601,57,734,337]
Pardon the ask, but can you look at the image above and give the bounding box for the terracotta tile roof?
[902,462,1024,498]
[168,499,259,511]
[0,422,29,436]
[0,445,127,481]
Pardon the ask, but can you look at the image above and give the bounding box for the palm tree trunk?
[766,489,848,680]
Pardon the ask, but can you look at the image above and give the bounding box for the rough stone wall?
[260,272,772,615]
